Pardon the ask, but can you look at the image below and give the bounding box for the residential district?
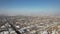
[0,15,60,34]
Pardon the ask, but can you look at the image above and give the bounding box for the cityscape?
[0,0,60,34]
[0,15,60,34]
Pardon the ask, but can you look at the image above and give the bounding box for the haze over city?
[0,0,60,16]
[0,0,60,34]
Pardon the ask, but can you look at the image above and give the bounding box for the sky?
[0,0,60,16]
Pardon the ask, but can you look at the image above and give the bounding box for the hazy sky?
[0,0,60,16]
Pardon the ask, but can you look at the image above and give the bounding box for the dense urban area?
[0,15,60,34]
